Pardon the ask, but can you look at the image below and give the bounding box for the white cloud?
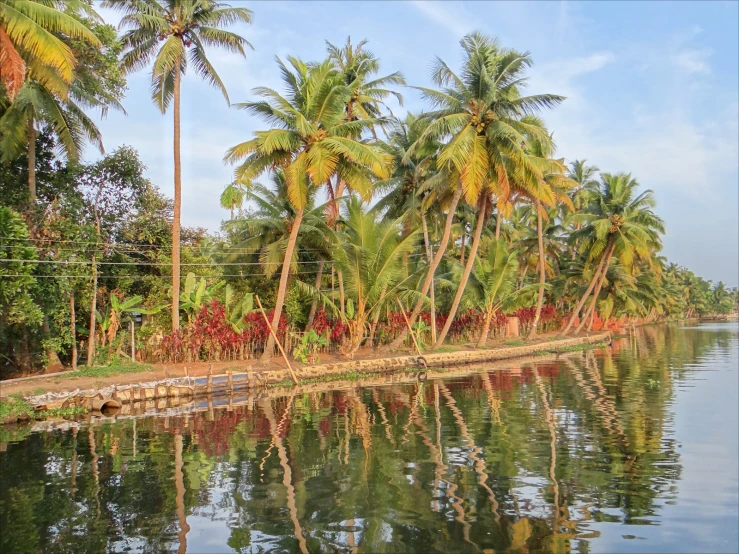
[673,48,712,74]
[408,0,471,37]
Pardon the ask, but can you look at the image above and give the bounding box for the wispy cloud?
[408,1,470,37]
[673,48,712,74]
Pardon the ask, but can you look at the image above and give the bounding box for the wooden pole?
[397,298,423,356]
[130,320,135,362]
[255,295,299,385]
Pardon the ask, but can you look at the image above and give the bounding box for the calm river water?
[1,322,737,553]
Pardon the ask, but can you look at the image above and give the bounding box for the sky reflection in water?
[1,322,737,553]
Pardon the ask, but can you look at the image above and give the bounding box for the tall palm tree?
[560,173,665,335]
[391,32,564,350]
[225,57,389,359]
[104,0,253,332]
[514,133,576,338]
[412,32,564,348]
[0,0,100,99]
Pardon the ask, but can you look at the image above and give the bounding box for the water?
[1,323,737,553]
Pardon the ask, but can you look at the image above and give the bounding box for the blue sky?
[93,1,739,286]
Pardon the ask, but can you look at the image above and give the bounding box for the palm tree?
[304,198,421,357]
[0,0,100,99]
[514,134,576,339]
[560,173,665,335]
[226,172,332,279]
[0,1,106,202]
[458,239,535,347]
[224,57,389,359]
[567,159,600,212]
[0,77,107,201]
[104,0,253,332]
[411,32,564,348]
[220,182,247,219]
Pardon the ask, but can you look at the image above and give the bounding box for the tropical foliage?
[0,5,734,375]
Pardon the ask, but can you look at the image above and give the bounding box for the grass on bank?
[0,396,88,423]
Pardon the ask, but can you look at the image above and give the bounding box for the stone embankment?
[13,332,611,421]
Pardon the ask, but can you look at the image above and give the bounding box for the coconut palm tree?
[393,32,564,349]
[457,238,535,347]
[513,133,576,339]
[226,172,332,279]
[303,198,421,358]
[220,182,247,219]
[224,57,389,359]
[103,0,253,332]
[0,0,100,99]
[561,173,665,335]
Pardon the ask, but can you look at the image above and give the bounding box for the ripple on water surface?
[1,322,737,553]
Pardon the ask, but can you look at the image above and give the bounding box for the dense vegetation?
[0,1,735,376]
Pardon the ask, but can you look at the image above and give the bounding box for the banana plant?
[98,293,164,345]
[224,284,254,332]
[179,273,226,325]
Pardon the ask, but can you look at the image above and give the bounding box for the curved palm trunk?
[433,198,487,349]
[262,208,304,360]
[528,204,546,339]
[575,245,615,334]
[387,186,463,350]
[305,260,325,331]
[27,118,36,203]
[559,239,613,336]
[171,70,182,332]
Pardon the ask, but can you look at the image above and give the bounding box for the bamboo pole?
[255,295,299,385]
[397,298,423,356]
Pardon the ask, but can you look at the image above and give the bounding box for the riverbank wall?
[9,332,611,422]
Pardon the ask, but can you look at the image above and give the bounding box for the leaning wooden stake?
[397,298,423,356]
[255,295,299,385]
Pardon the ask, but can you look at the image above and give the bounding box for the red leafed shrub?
[309,308,347,344]
[158,300,288,362]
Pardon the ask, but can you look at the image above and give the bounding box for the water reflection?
[1,323,737,553]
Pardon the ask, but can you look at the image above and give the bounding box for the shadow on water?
[1,322,737,553]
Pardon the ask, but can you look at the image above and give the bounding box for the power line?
[0,258,339,267]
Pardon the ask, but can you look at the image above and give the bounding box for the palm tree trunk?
[575,245,615,334]
[70,293,77,370]
[528,203,546,339]
[262,208,304,360]
[171,69,182,332]
[421,213,437,345]
[305,260,325,331]
[27,118,36,203]
[368,284,387,347]
[477,308,495,348]
[434,197,487,349]
[387,186,463,350]
[559,240,612,336]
